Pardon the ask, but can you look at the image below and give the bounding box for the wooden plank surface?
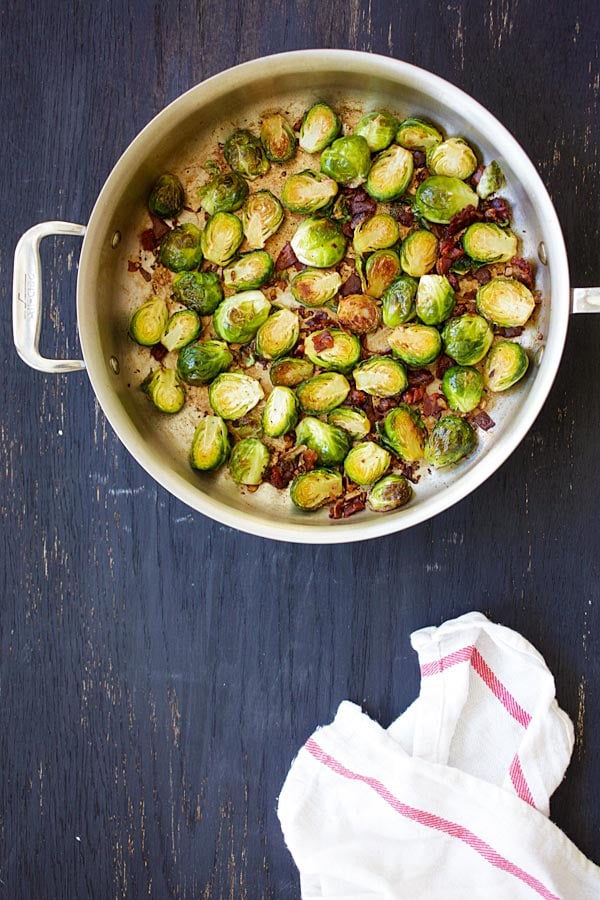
[1,1,599,896]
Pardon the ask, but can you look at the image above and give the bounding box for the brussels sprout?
[382,405,427,461]
[241,191,285,249]
[290,468,343,511]
[353,214,400,255]
[416,274,456,325]
[296,372,350,414]
[222,250,274,291]
[364,249,403,299]
[190,415,230,471]
[337,294,380,334]
[295,417,351,466]
[344,442,391,485]
[261,386,299,437]
[223,129,270,180]
[208,372,264,419]
[299,103,341,153]
[441,314,494,366]
[354,110,398,152]
[161,309,201,352]
[368,474,412,512]
[198,172,249,216]
[129,296,169,346]
[462,223,518,264]
[426,138,478,180]
[281,170,338,214]
[290,217,347,268]
[396,118,443,151]
[228,438,270,485]
[424,415,477,467]
[260,113,296,162]
[320,135,371,188]
[327,407,371,439]
[200,212,244,266]
[388,324,442,366]
[290,268,341,307]
[353,356,408,397]
[270,357,315,387]
[366,145,414,202]
[172,271,224,315]
[414,176,479,225]
[483,341,529,392]
[176,339,233,385]
[441,366,484,412]
[148,173,184,218]
[477,160,505,199]
[255,308,300,360]
[476,278,536,327]
[400,230,438,277]
[141,367,185,414]
[213,291,271,344]
[304,329,361,373]
[159,223,203,272]
[382,275,418,326]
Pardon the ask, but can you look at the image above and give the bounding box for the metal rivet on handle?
[537,241,547,265]
[109,356,120,374]
[111,231,121,249]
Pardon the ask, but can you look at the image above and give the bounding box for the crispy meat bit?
[275,242,299,271]
[470,410,496,431]
[312,330,334,352]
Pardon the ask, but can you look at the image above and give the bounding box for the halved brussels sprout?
[296,372,350,414]
[208,372,264,420]
[223,129,270,180]
[476,278,536,327]
[255,308,300,360]
[483,341,529,392]
[354,110,398,152]
[190,415,230,471]
[213,291,271,344]
[366,145,414,202]
[400,230,438,277]
[388,323,442,366]
[260,113,296,162]
[477,160,505,199]
[364,249,402,299]
[200,212,244,266]
[290,468,343,511]
[416,274,456,325]
[176,339,233,385]
[353,213,400,255]
[396,118,443,151]
[442,366,484,412]
[290,217,347,268]
[261,386,299,437]
[462,223,518,263]
[327,407,371,439]
[159,223,203,272]
[337,294,380,333]
[320,135,371,188]
[172,271,224,315]
[198,172,249,216]
[148,173,184,218]
[299,103,341,154]
[270,357,315,387]
[281,170,338,214]
[229,438,270,485]
[304,328,361,373]
[129,296,169,346]
[382,405,427,461]
[290,268,342,307]
[426,138,478,180]
[414,176,479,225]
[424,415,477,467]
[295,417,351,466]
[161,309,201,352]
[367,474,412,512]
[382,275,418,326]
[241,191,285,249]
[141,367,185,414]
[441,314,494,366]
[222,250,274,291]
[353,356,408,397]
[344,442,391,485]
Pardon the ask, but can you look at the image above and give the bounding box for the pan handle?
[13,221,87,373]
[571,287,600,314]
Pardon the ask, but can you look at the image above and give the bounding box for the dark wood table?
[1,2,599,896]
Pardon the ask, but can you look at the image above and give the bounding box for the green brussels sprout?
[290,217,347,268]
[344,442,391,485]
[290,268,342,307]
[176,340,233,385]
[327,407,371,439]
[366,145,414,202]
[304,328,361,373]
[241,191,285,249]
[364,249,402,299]
[129,296,169,346]
[160,309,201,352]
[290,468,343,511]
[395,118,443,151]
[208,372,264,419]
[198,172,249,216]
[476,278,536,327]
[299,103,341,153]
[476,160,505,199]
[354,110,398,152]
[320,135,371,188]
[200,212,244,266]
[255,308,300,360]
[400,230,438,277]
[416,274,456,325]
[441,314,494,365]
[414,176,479,225]
[441,366,484,412]
[462,223,518,264]
[296,372,350,414]
[190,415,230,472]
[426,138,478,180]
[281,170,338,214]
[222,250,274,291]
[148,173,185,218]
[337,294,380,334]
[382,405,427,461]
[213,291,271,344]
[382,275,418,327]
[228,438,270,485]
[261,386,299,437]
[223,129,270,180]
[388,324,442,366]
[141,367,185,414]
[295,417,351,466]
[159,223,203,272]
[172,271,224,315]
[424,415,477,467]
[483,341,529,392]
[260,113,296,162]
[367,474,412,512]
[353,213,400,255]
[270,357,315,387]
[353,356,408,397]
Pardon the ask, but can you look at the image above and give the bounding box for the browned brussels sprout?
[160,223,203,272]
[260,113,296,162]
[424,415,477,467]
[198,172,249,216]
[368,474,412,512]
[224,129,270,179]
[337,294,380,334]
[148,173,185,218]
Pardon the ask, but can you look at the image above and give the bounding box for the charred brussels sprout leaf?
[304,328,361,373]
[414,176,479,225]
[364,249,402,299]
[241,191,284,249]
[198,172,248,216]
[159,223,203,272]
[129,296,169,346]
[476,278,536,327]
[483,341,529,392]
[213,291,271,344]
[200,212,244,266]
[299,103,341,154]
[388,323,442,366]
[353,356,408,397]
[477,160,505,199]
[295,417,351,466]
[382,275,418,327]
[368,474,412,512]
[296,372,350,414]
[270,357,315,387]
[327,407,371,439]
[208,372,264,419]
[462,223,518,264]
[396,118,443,151]
[290,468,343,511]
[337,294,380,334]
[260,114,296,162]
[366,145,414,202]
[290,217,347,268]
[424,415,477,467]
[176,340,233,385]
[426,138,478,180]
[281,170,338,214]
[354,110,398,152]
[353,213,400,255]
[161,309,201,352]
[222,250,274,292]
[382,405,427,461]
[442,366,484,412]
[141,367,185,414]
[229,438,270,485]
[442,314,494,366]
[148,173,184,218]
[416,274,456,325]
[344,442,391,485]
[223,129,270,180]
[172,271,224,315]
[190,416,230,471]
[261,386,299,437]
[290,268,341,307]
[320,135,371,188]
[255,308,300,360]
[400,230,438,278]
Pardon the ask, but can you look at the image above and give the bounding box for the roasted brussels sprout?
[141,367,185,414]
[441,365,484,412]
[290,268,341,307]
[416,274,456,325]
[176,339,233,385]
[148,173,184,218]
[354,110,398,152]
[198,172,249,216]
[304,328,361,373]
[200,212,244,266]
[366,145,414,202]
[414,176,479,225]
[161,309,201,352]
[299,103,341,154]
[190,415,230,471]
[295,417,351,466]
[396,117,443,151]
[388,323,442,366]
[261,386,299,437]
[270,357,315,387]
[281,170,338,214]
[424,415,477,467]
[296,372,350,414]
[353,356,408,397]
[400,230,438,278]
[426,138,478,180]
[476,160,505,199]
[382,275,418,326]
[327,407,371,439]
[337,294,380,333]
[290,217,347,268]
[320,135,371,188]
[368,474,412,512]
[172,270,224,315]
[260,113,296,162]
[222,250,274,291]
[213,291,271,344]
[223,129,270,180]
[228,438,270,485]
[483,341,529,392]
[208,372,264,419]
[476,278,536,327]
[129,296,169,346]
[290,468,343,511]
[353,213,400,255]
[159,223,203,272]
[441,314,494,365]
[241,191,284,249]
[364,249,402,299]
[462,223,518,264]
[382,405,427,461]
[255,308,300,360]
[344,442,391,485]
